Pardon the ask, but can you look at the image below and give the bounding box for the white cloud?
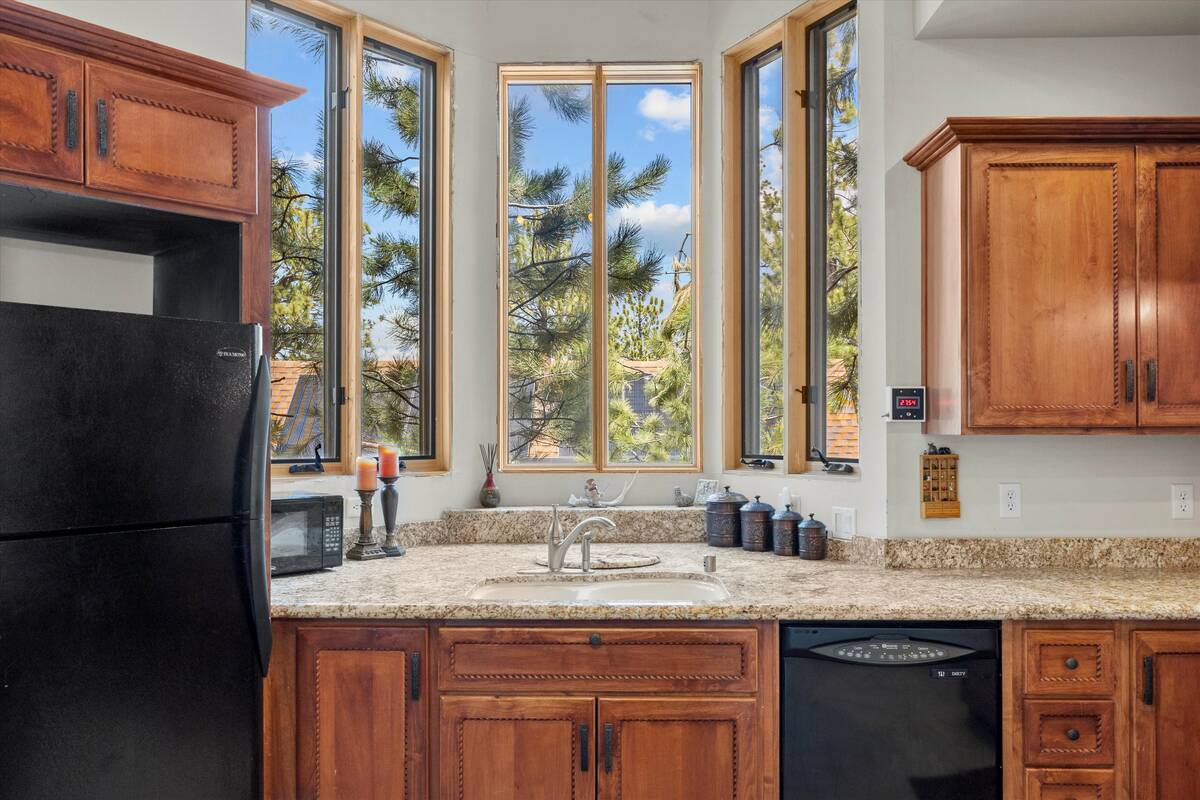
[613,201,691,233]
[637,126,657,142]
[637,88,691,132]
[759,106,780,137]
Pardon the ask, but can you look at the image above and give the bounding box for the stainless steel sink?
[467,572,730,604]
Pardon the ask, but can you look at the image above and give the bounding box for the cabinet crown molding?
[0,0,302,108]
[904,116,1200,171]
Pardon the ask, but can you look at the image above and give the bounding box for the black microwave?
[270,493,343,576]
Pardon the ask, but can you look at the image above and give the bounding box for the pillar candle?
[355,456,377,491]
[379,445,400,478]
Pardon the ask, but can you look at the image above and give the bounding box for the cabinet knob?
[589,633,602,647]
[1065,728,1081,741]
[1065,656,1079,670]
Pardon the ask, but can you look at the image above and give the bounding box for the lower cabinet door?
[439,695,596,800]
[597,697,756,800]
[1133,631,1200,800]
[296,626,427,800]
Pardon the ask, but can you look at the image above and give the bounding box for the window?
[500,65,700,471]
[248,1,341,464]
[248,0,450,473]
[724,1,858,473]
[808,7,859,463]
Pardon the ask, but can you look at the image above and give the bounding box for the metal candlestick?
[347,488,385,560]
[379,476,405,557]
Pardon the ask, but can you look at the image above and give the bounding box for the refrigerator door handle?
[241,353,272,676]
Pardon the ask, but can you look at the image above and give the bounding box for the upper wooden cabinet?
[85,64,258,213]
[0,34,83,183]
[905,118,1200,433]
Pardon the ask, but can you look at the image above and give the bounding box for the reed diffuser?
[478,443,500,508]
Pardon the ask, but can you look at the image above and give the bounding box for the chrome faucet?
[546,505,616,573]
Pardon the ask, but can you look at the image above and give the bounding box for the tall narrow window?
[359,38,437,461]
[808,7,859,463]
[724,1,857,473]
[250,1,450,473]
[501,65,700,471]
[248,1,342,464]
[741,47,784,460]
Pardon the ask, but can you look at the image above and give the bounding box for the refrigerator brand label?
[216,347,248,362]
[930,667,969,679]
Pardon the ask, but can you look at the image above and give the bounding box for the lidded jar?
[739,495,774,552]
[797,513,828,561]
[771,504,802,556]
[705,486,748,547]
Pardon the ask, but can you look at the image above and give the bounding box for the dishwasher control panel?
[811,637,973,665]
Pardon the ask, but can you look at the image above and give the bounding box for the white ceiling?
[914,0,1200,39]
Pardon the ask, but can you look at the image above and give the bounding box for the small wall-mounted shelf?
[920,452,960,519]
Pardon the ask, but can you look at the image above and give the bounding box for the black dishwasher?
[781,622,1000,800]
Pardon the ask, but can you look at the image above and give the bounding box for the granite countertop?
[270,542,1200,622]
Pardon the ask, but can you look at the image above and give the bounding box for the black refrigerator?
[0,301,272,800]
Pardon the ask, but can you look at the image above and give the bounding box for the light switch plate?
[831,506,856,539]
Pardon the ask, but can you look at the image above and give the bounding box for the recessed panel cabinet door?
[85,63,257,213]
[1137,147,1200,426]
[0,34,83,182]
[439,696,596,800]
[1133,632,1200,800]
[597,697,756,800]
[966,145,1138,428]
[296,626,427,800]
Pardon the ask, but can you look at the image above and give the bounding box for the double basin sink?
[468,572,730,605]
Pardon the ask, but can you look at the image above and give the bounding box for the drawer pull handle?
[1147,360,1158,402]
[96,99,108,156]
[580,724,589,772]
[603,723,614,773]
[1124,359,1134,403]
[1065,728,1080,742]
[1064,656,1079,670]
[410,651,421,701]
[1143,655,1154,705]
[589,633,602,647]
[65,90,78,150]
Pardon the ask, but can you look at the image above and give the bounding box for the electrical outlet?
[1171,484,1194,520]
[999,483,1021,519]
[831,506,856,539]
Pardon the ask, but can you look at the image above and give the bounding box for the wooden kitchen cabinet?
[0,33,83,182]
[439,695,596,800]
[295,625,428,800]
[1132,631,1200,800]
[597,697,756,800]
[85,63,258,213]
[1135,147,1200,427]
[905,118,1200,434]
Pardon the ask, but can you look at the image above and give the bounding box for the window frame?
[252,0,452,477]
[497,63,703,474]
[721,0,856,475]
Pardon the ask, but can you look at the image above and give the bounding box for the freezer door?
[0,523,261,800]
[0,301,257,537]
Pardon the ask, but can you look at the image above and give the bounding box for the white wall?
[0,238,153,314]
[875,0,1200,536]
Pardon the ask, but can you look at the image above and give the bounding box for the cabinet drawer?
[1024,630,1116,697]
[436,626,758,693]
[1022,700,1114,768]
[1025,769,1114,800]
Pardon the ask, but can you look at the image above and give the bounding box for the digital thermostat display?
[888,386,926,421]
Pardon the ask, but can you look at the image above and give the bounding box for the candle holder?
[347,489,386,560]
[379,476,405,557]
